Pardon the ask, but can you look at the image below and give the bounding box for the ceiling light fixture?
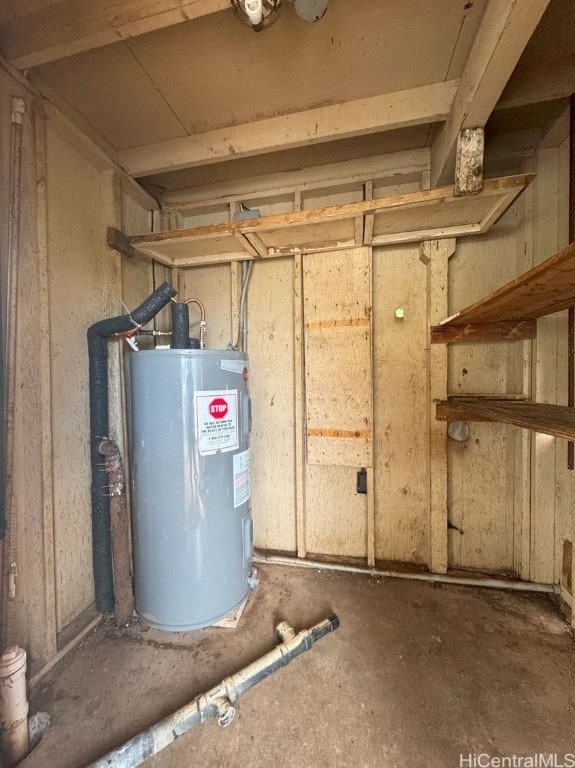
[231,0,328,30]
[231,0,282,30]
[291,0,328,22]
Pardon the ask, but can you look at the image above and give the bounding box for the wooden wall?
[2,60,574,678]
[530,139,573,602]
[0,63,158,673]
[178,151,573,611]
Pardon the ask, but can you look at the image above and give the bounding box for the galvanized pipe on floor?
[86,614,339,768]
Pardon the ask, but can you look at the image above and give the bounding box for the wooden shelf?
[436,399,575,441]
[438,239,575,327]
[125,174,533,268]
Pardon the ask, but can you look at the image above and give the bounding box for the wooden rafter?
[0,0,228,70]
[119,81,459,177]
[430,0,551,187]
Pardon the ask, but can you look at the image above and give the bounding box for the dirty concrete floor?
[22,564,575,768]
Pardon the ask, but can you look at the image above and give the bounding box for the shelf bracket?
[107,226,136,259]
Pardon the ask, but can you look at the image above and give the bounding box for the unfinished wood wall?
[0,64,158,673]
[373,243,429,565]
[3,64,573,676]
[447,207,530,574]
[178,152,573,601]
[0,71,56,668]
[529,140,573,601]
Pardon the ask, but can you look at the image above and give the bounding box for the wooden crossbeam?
[436,399,575,441]
[430,320,537,344]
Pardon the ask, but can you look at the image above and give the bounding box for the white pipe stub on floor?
[0,646,29,767]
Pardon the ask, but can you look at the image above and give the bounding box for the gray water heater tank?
[129,349,253,631]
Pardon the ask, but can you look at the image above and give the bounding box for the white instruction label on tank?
[195,390,239,456]
[220,359,245,374]
[233,449,250,508]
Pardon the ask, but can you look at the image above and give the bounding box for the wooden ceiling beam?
[160,149,429,210]
[496,57,575,112]
[0,0,228,70]
[120,80,459,178]
[430,0,551,188]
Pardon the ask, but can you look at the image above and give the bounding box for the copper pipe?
[184,298,206,349]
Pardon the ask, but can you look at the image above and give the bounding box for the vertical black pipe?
[170,303,191,349]
[88,282,176,612]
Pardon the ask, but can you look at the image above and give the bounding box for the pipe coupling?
[215,699,236,728]
[276,622,296,642]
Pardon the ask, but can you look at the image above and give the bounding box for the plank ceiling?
[1,0,573,198]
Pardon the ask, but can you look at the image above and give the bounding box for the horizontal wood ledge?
[436,399,575,441]
[430,319,537,343]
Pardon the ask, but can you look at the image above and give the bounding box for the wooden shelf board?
[436,399,575,441]
[430,319,537,343]
[128,174,533,267]
[441,239,575,326]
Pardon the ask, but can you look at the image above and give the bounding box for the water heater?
[129,349,253,631]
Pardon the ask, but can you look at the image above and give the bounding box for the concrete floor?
[22,564,575,768]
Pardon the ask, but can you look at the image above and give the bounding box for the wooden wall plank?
[33,102,58,661]
[294,255,306,557]
[182,264,232,348]
[46,124,109,631]
[303,248,371,559]
[304,324,372,466]
[557,133,575,623]
[1,85,63,670]
[305,465,368,559]
[447,202,527,574]
[514,161,534,581]
[245,258,297,553]
[10,96,49,659]
[427,239,454,573]
[303,249,372,469]
[530,148,559,584]
[372,244,430,565]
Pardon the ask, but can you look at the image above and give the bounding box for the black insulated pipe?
[170,302,191,349]
[88,282,176,612]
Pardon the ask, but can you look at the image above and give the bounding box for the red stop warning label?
[209,397,228,419]
[195,390,238,455]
